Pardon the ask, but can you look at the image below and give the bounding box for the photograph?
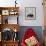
[25,7,36,20]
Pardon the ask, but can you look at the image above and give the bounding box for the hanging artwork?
[25,7,36,20]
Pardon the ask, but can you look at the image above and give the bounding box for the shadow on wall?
[18,26,43,44]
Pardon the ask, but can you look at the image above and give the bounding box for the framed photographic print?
[2,10,9,15]
[8,16,18,24]
[25,7,36,20]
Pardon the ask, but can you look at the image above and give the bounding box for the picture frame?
[2,10,9,15]
[25,7,36,20]
[8,16,18,24]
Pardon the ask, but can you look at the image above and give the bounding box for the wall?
[0,0,44,26]
[18,0,44,26]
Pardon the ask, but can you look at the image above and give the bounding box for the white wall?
[18,0,44,26]
[0,0,44,26]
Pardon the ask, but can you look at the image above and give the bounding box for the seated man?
[21,28,41,46]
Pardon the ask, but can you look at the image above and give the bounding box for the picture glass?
[25,7,36,20]
[2,10,9,15]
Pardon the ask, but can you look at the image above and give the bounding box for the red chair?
[21,28,41,46]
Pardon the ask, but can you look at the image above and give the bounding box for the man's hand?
[25,36,38,46]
